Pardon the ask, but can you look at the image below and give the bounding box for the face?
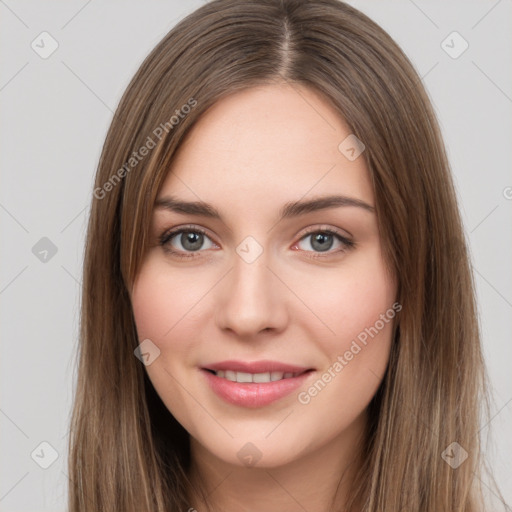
[130,83,398,469]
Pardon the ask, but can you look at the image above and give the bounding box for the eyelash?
[158,224,355,260]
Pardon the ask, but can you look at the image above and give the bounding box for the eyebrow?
[154,194,374,221]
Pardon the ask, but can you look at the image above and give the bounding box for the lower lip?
[201,369,314,408]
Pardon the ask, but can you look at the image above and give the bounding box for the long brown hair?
[68,0,500,510]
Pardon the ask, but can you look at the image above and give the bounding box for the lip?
[200,360,315,408]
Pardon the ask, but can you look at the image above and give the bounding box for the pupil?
[311,233,333,252]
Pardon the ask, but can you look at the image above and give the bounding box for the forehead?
[158,84,373,214]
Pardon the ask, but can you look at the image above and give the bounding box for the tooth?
[236,371,253,383]
[253,372,271,383]
[214,370,298,382]
[224,370,237,381]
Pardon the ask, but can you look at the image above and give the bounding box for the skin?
[130,83,397,512]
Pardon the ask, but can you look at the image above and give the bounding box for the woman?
[68,0,504,510]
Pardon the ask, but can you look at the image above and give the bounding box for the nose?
[215,250,289,338]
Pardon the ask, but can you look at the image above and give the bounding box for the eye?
[159,225,217,258]
[159,224,355,260]
[292,226,355,257]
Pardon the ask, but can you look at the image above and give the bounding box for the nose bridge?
[215,239,287,336]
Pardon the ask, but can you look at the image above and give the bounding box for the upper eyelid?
[299,224,352,239]
[161,223,350,238]
[160,224,215,242]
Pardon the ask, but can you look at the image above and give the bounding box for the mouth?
[200,360,316,408]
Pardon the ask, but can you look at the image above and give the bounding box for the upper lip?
[202,360,314,374]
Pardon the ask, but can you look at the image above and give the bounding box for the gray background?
[1,1,511,510]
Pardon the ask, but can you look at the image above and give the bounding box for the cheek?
[130,260,208,421]
[130,275,172,343]
[289,255,396,440]
[130,258,214,359]
[328,273,394,342]
[302,247,397,374]
[131,254,192,341]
